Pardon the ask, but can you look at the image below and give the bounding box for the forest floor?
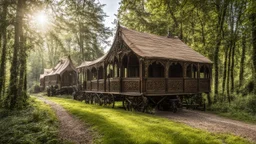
[37,96,94,144]
[156,109,256,142]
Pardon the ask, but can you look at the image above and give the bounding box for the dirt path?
[156,109,256,142]
[37,97,93,144]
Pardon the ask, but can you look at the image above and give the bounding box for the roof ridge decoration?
[77,25,212,68]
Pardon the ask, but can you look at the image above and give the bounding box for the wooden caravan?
[39,68,52,91]
[40,56,77,94]
[76,25,212,112]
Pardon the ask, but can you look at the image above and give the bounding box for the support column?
[183,62,186,93]
[103,64,106,92]
[197,63,200,92]
[139,58,143,93]
[165,61,169,93]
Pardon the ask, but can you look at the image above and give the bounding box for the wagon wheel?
[93,93,103,106]
[109,94,115,108]
[132,97,143,111]
[170,100,178,113]
[102,94,107,106]
[90,93,94,104]
[123,97,132,111]
[84,93,91,104]
[77,92,83,101]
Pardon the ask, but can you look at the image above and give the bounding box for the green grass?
[47,96,252,144]
[0,96,60,144]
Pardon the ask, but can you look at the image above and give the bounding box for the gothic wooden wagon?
[40,56,78,95]
[76,25,212,112]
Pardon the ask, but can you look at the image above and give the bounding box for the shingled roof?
[121,27,212,63]
[41,56,77,78]
[40,69,52,79]
[78,25,212,68]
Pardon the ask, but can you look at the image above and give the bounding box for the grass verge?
[0,96,60,144]
[48,96,252,144]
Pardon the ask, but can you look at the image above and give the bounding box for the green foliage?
[0,97,60,144]
[208,94,256,123]
[28,82,41,94]
[48,96,251,144]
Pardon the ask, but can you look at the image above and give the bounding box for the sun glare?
[35,12,48,26]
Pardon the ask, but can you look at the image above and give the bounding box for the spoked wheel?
[92,93,103,106]
[170,100,178,113]
[102,94,115,108]
[76,92,84,101]
[132,96,147,112]
[84,93,91,104]
[123,96,132,111]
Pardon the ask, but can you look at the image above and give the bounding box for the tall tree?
[0,0,8,97]
[239,33,246,88]
[213,0,229,102]
[251,1,256,95]
[6,0,26,109]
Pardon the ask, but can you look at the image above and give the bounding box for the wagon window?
[98,66,104,79]
[107,63,113,78]
[169,63,183,77]
[87,69,91,80]
[148,62,164,77]
[200,65,210,78]
[114,57,119,77]
[128,54,139,77]
[62,71,74,86]
[91,67,97,80]
[122,55,128,78]
[186,64,197,78]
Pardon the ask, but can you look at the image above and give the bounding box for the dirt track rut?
[37,97,93,144]
[157,109,256,142]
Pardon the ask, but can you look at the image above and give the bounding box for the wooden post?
[197,63,200,93]
[139,58,143,93]
[103,63,106,92]
[183,62,186,93]
[119,56,122,93]
[165,61,169,93]
[97,67,99,91]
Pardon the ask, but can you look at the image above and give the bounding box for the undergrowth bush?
[208,94,256,123]
[0,97,61,144]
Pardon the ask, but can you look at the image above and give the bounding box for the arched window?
[148,62,165,77]
[107,63,113,78]
[114,57,119,77]
[122,53,140,77]
[122,55,128,78]
[186,64,197,78]
[87,69,91,80]
[200,65,210,78]
[91,67,97,80]
[98,66,104,79]
[128,54,139,77]
[169,63,183,77]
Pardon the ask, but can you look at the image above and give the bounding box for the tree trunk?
[214,0,229,102]
[227,43,232,104]
[17,31,26,107]
[0,1,8,97]
[222,44,229,100]
[239,34,246,88]
[252,12,256,94]
[6,0,25,109]
[230,42,235,94]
